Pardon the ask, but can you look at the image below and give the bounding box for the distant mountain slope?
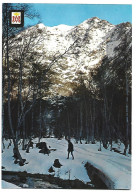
[9,17,132,97]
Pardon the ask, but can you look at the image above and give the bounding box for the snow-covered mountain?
[10,17,132,97]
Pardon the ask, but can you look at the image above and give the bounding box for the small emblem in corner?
[9,10,24,27]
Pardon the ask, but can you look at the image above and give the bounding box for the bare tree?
[2,3,40,164]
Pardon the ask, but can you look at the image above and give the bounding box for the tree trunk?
[84,95,89,144]
[31,107,34,134]
[2,138,5,151]
[80,102,83,144]
[22,116,26,150]
[98,140,102,151]
[103,89,109,149]
[5,4,24,164]
[76,113,79,143]
[128,139,131,154]
[124,65,129,155]
[38,80,42,143]
[17,83,20,141]
[110,139,112,151]
[31,70,36,136]
[90,100,95,144]
[67,111,70,139]
[2,53,5,144]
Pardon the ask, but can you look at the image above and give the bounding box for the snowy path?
[68,140,131,189]
[2,138,131,189]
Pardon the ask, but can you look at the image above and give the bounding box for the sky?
[24,4,132,27]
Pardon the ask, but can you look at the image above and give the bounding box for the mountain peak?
[37,23,46,29]
[78,16,113,30]
[89,17,101,22]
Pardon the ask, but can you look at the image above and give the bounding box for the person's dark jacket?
[68,141,74,152]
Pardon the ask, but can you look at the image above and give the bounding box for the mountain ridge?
[9,17,132,98]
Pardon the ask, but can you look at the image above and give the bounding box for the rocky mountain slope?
[10,17,132,98]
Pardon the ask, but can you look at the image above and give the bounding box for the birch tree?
[2,3,40,164]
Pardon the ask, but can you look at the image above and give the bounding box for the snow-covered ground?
[2,138,131,189]
[2,180,21,189]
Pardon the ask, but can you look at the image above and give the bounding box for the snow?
[2,138,90,183]
[2,138,131,189]
[106,40,120,58]
[2,180,21,189]
[48,24,74,32]
[38,23,46,29]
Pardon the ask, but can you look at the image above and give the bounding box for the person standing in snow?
[67,140,74,160]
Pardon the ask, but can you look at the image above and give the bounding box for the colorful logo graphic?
[10,10,24,27]
[12,12,21,24]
